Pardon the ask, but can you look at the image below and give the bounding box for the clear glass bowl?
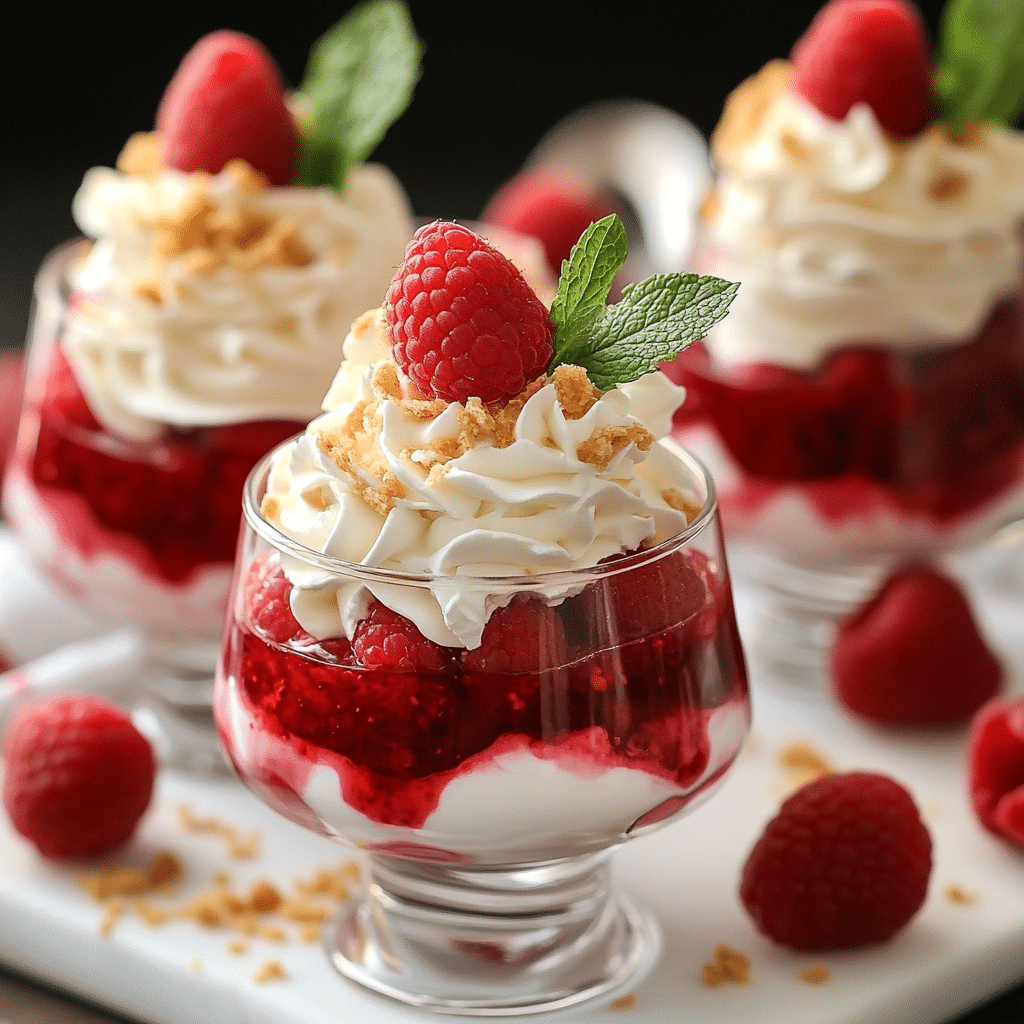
[3,240,304,771]
[215,440,750,1015]
[665,235,1024,688]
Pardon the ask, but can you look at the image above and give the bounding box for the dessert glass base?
[327,853,658,1016]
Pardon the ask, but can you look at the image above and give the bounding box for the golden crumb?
[227,940,248,956]
[300,923,323,943]
[256,924,287,942]
[77,852,183,901]
[778,741,833,780]
[98,901,126,938]
[711,59,794,169]
[577,425,654,470]
[353,308,380,335]
[249,880,283,914]
[279,898,333,925]
[780,130,812,166]
[261,494,282,521]
[254,960,288,984]
[799,963,832,985]
[936,122,983,148]
[552,365,601,419]
[178,804,261,860]
[371,362,403,401]
[944,884,979,905]
[116,132,165,178]
[662,487,703,523]
[701,945,751,987]
[223,159,269,193]
[929,168,970,204]
[132,281,164,304]
[294,862,360,902]
[610,993,638,1011]
[698,188,722,224]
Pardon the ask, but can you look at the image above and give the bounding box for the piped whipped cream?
[65,148,414,440]
[261,310,692,649]
[703,61,1024,369]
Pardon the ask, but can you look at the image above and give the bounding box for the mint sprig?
[935,0,1024,128]
[549,215,738,390]
[298,0,424,192]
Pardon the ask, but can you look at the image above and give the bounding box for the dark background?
[0,0,949,349]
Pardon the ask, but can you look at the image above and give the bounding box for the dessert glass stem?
[133,637,227,774]
[730,546,890,694]
[326,852,660,1016]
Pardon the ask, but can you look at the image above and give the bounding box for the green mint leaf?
[550,214,629,365]
[935,0,1024,128]
[298,0,424,191]
[552,273,739,390]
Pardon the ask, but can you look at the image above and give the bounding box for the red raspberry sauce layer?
[666,293,1024,526]
[22,345,303,584]
[220,555,748,830]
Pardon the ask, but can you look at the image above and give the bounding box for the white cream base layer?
[676,424,1024,563]
[4,468,232,642]
[219,675,749,865]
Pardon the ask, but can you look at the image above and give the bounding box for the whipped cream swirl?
[65,161,413,440]
[705,64,1024,369]
[262,311,691,649]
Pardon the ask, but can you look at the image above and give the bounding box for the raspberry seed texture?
[385,221,554,405]
[740,771,932,950]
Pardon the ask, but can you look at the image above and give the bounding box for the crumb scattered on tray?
[610,992,637,1011]
[944,884,979,905]
[254,960,288,984]
[799,963,831,985]
[702,944,751,987]
[178,804,262,859]
[79,850,359,944]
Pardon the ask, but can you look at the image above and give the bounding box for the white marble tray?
[2,654,1023,1024]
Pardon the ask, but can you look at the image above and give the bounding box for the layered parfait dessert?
[5,8,420,641]
[216,217,749,866]
[666,0,1024,563]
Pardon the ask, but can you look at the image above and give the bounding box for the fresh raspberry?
[740,771,932,950]
[3,695,156,860]
[156,30,299,186]
[791,0,933,140]
[831,565,1002,726]
[482,169,617,276]
[967,697,1024,849]
[592,550,711,644]
[352,602,458,673]
[244,552,310,646]
[384,221,554,405]
[462,600,568,674]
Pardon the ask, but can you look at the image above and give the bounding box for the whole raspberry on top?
[156,30,300,186]
[740,771,932,950]
[385,221,555,405]
[791,0,933,140]
[3,695,156,860]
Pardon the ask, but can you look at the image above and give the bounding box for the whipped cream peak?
[262,310,692,649]
[65,155,413,440]
[704,60,1024,369]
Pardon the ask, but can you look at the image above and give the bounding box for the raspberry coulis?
[666,292,1024,527]
[20,345,303,584]
[219,554,748,833]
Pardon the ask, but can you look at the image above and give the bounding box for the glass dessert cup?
[666,241,1024,690]
[3,240,304,772]
[215,441,750,1016]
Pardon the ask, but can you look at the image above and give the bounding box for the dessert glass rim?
[242,435,719,592]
